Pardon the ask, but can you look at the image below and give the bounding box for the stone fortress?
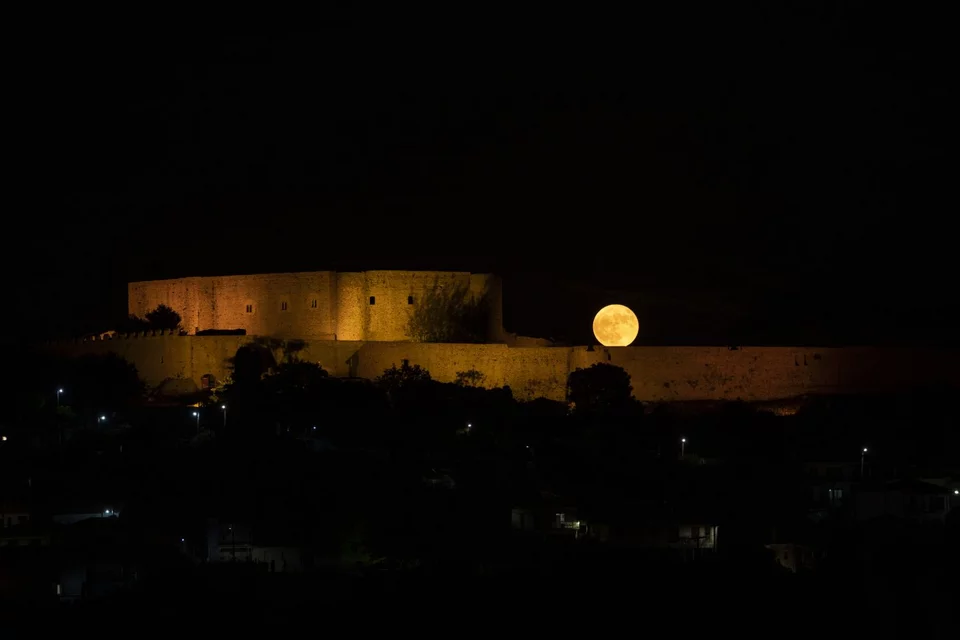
[127,270,505,343]
[57,270,957,404]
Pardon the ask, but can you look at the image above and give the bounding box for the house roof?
[861,479,952,495]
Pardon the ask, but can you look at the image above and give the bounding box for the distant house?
[206,520,253,563]
[674,524,719,551]
[587,520,718,554]
[1,508,31,530]
[202,519,308,571]
[855,479,956,523]
[511,506,585,538]
[0,504,49,549]
[511,500,719,555]
[804,461,859,521]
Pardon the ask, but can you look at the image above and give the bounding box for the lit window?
[369,296,376,305]
[408,295,414,305]
[281,301,288,311]
[245,304,253,313]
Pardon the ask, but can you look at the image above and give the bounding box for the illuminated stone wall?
[128,272,339,338]
[52,336,959,403]
[128,270,501,342]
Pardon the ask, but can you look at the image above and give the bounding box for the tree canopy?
[567,362,638,417]
[376,359,432,392]
[145,304,182,331]
[119,304,183,333]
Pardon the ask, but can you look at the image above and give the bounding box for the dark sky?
[10,11,955,345]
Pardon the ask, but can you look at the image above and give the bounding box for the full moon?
[592,304,639,347]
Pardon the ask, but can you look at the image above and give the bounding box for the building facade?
[128,270,504,342]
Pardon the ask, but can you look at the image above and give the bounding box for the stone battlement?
[43,330,185,345]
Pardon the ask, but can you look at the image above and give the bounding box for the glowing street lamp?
[57,388,64,407]
[192,411,200,433]
[98,415,106,424]
[861,447,868,479]
[681,437,687,458]
[221,404,227,429]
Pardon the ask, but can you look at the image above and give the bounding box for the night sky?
[9,12,954,345]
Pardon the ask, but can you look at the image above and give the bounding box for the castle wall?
[129,278,203,334]
[129,270,498,342]
[335,270,486,341]
[573,347,836,402]
[51,336,960,404]
[129,272,338,338]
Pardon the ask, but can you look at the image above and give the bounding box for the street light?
[98,415,106,424]
[681,437,687,458]
[861,447,868,479]
[57,388,63,407]
[192,411,200,433]
[221,405,227,429]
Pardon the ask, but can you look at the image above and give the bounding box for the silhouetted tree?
[67,353,146,411]
[117,314,151,333]
[145,304,182,331]
[230,343,276,387]
[567,362,637,416]
[117,304,182,333]
[455,368,486,387]
[407,278,489,343]
[264,360,329,393]
[376,359,432,392]
[261,361,330,430]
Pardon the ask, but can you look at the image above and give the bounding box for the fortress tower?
[127,270,504,342]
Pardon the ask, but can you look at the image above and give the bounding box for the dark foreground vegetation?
[1,346,957,635]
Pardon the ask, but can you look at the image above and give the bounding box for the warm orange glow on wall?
[129,270,502,342]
